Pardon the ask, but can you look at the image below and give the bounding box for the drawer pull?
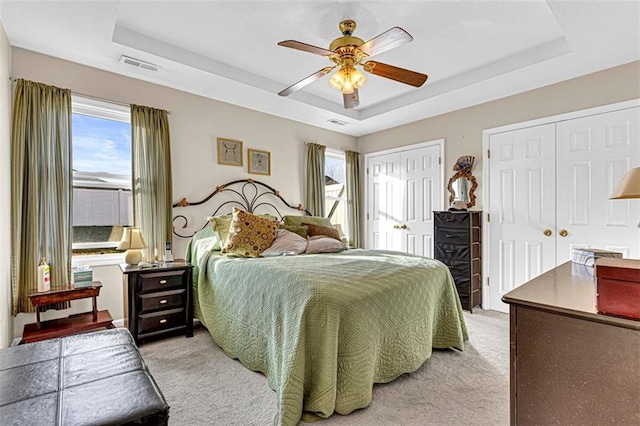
[445,250,456,253]
[159,299,167,304]
[159,319,167,324]
[445,234,456,238]
[159,279,167,284]
[445,219,455,222]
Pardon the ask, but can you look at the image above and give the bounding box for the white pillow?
[261,229,308,257]
[305,235,347,254]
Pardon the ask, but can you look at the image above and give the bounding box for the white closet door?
[488,124,557,312]
[367,152,403,251]
[556,107,640,261]
[401,145,441,257]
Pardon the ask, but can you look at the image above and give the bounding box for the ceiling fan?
[277,20,428,109]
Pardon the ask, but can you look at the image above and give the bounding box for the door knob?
[543,229,552,236]
[559,229,568,237]
[393,224,400,229]
[400,224,407,229]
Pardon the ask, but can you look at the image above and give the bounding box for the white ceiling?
[1,1,638,137]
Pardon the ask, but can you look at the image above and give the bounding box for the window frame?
[71,95,132,264]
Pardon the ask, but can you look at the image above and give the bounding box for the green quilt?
[186,228,468,425]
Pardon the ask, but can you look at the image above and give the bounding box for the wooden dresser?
[503,262,640,425]
[433,210,482,311]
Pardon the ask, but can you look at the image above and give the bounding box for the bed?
[174,180,468,425]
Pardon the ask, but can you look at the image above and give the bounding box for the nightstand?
[120,261,194,343]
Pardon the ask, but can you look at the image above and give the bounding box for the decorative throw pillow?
[283,215,332,228]
[207,214,233,250]
[305,235,347,254]
[303,223,342,241]
[221,207,278,257]
[262,229,308,257]
[279,224,308,239]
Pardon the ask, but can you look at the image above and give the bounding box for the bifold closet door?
[555,107,640,261]
[487,123,557,312]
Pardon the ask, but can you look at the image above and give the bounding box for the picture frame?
[217,137,243,166]
[248,149,271,176]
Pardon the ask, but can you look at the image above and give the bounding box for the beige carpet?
[139,309,509,425]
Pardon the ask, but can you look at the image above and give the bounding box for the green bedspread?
[186,228,468,425]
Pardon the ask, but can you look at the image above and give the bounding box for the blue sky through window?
[72,114,131,175]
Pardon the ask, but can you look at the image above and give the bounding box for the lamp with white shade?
[117,227,147,265]
[610,167,640,226]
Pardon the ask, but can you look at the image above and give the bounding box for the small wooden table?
[22,282,115,344]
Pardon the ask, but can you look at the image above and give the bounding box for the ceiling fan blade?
[343,89,359,109]
[357,27,413,58]
[278,40,334,57]
[363,61,428,87]
[278,67,335,97]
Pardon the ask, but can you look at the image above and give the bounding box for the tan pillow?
[221,207,278,257]
[305,235,347,254]
[304,223,342,241]
[283,215,332,228]
[262,229,308,257]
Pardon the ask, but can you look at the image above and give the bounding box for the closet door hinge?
[438,157,441,165]
[487,277,490,287]
[487,213,490,222]
[367,213,369,219]
[366,167,369,175]
[487,149,491,159]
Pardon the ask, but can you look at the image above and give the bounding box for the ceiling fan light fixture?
[329,67,366,94]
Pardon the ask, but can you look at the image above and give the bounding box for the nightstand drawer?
[137,270,186,293]
[138,308,185,334]
[138,289,186,313]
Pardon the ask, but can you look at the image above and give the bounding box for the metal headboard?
[172,178,312,238]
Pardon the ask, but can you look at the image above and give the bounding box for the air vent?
[119,55,160,72]
[327,118,348,126]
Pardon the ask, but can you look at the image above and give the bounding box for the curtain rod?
[9,77,171,115]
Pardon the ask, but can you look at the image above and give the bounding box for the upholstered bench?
[0,328,169,425]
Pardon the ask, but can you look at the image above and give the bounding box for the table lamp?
[118,227,147,265]
[610,167,640,226]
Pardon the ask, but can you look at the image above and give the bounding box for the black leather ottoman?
[0,328,169,425]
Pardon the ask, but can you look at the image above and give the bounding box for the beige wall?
[358,61,640,210]
[10,47,357,338]
[0,21,12,347]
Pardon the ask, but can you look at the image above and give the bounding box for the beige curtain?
[131,104,173,262]
[10,79,72,314]
[305,143,326,217]
[345,150,362,247]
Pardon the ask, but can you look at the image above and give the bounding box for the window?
[324,150,348,241]
[72,96,132,255]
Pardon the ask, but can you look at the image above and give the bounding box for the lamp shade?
[610,167,640,199]
[117,227,147,250]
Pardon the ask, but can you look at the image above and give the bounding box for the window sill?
[72,253,125,268]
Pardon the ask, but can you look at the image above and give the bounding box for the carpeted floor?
[139,309,510,425]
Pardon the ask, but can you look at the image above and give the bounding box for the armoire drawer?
[434,212,470,228]
[435,228,470,245]
[435,244,470,261]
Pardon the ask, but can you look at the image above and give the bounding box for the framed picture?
[248,149,271,175]
[217,137,243,166]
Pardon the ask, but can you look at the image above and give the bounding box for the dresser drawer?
[435,212,470,228]
[138,289,186,314]
[435,228,470,245]
[137,270,186,293]
[138,308,185,334]
[439,259,471,278]
[435,244,470,261]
